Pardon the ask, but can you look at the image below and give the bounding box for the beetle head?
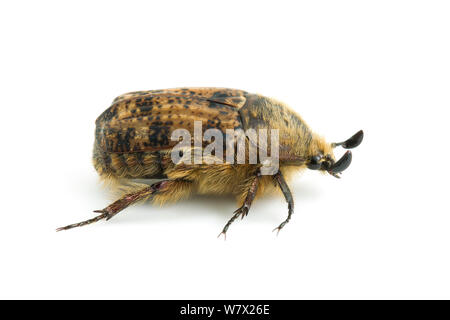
[307,130,363,178]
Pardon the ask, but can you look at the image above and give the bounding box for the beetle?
[57,87,363,237]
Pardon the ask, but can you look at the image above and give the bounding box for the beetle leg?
[103,180,170,221]
[218,172,261,239]
[56,180,170,231]
[273,171,294,235]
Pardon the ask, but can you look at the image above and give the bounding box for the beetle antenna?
[328,151,352,175]
[332,130,364,149]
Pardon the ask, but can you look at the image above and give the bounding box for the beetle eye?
[307,155,321,170]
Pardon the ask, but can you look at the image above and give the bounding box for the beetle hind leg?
[56,179,191,231]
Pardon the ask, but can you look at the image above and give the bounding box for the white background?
[1,0,449,299]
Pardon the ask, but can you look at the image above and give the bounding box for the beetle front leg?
[218,171,261,239]
[273,171,294,235]
[56,180,171,231]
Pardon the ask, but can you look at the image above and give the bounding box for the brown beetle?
[57,88,363,237]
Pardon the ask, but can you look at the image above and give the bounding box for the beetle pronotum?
[57,88,363,237]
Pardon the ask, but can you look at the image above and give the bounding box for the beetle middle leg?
[56,179,190,231]
[272,171,294,235]
[218,172,261,239]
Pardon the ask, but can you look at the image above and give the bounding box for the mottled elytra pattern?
[95,88,248,154]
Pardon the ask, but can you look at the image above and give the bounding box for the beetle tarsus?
[218,208,245,240]
[218,172,260,238]
[218,200,252,239]
[273,171,294,235]
[272,203,293,235]
[217,232,226,240]
[239,206,250,220]
[56,211,109,232]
